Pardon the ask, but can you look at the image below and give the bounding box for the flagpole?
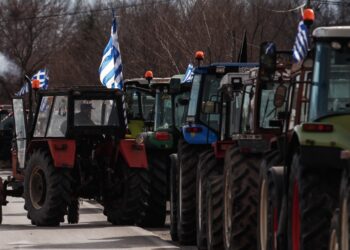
[24,75,33,132]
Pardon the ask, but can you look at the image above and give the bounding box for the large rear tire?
[339,164,350,250]
[196,149,222,249]
[170,153,179,241]
[0,177,3,225]
[223,145,261,250]
[207,175,224,250]
[67,198,79,224]
[288,153,341,250]
[24,150,71,226]
[104,160,150,225]
[258,150,282,250]
[177,138,208,245]
[141,152,168,227]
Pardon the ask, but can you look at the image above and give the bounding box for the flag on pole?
[292,21,309,63]
[99,17,123,90]
[31,69,49,90]
[182,64,194,84]
[15,69,49,96]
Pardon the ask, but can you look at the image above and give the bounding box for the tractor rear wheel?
[339,165,350,250]
[141,152,168,227]
[223,145,261,250]
[329,209,340,250]
[207,175,224,250]
[67,198,79,224]
[257,150,282,250]
[104,160,150,225]
[196,149,222,249]
[170,153,178,241]
[288,153,341,250]
[0,177,3,224]
[24,150,71,226]
[177,138,208,245]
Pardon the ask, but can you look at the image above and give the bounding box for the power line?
[0,0,173,22]
[244,0,306,13]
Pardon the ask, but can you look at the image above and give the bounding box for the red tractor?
[0,84,150,226]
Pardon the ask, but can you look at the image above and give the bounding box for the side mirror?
[231,77,243,92]
[202,101,219,114]
[170,78,181,93]
[274,85,287,108]
[260,42,277,81]
[178,98,189,106]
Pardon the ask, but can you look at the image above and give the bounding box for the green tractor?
[260,26,350,250]
[133,73,191,227]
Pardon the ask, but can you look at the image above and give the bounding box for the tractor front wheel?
[24,150,71,226]
[140,152,168,227]
[104,160,149,225]
[170,154,179,241]
[288,153,341,250]
[223,145,260,250]
[67,198,80,224]
[196,149,222,249]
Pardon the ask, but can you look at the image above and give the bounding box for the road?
[0,170,196,250]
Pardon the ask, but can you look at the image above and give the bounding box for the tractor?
[257,25,350,250]
[0,84,151,226]
[132,73,192,228]
[172,53,258,245]
[211,44,294,250]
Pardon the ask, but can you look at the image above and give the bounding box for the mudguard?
[48,140,76,168]
[182,124,218,145]
[119,139,148,168]
[29,139,76,168]
[0,177,4,205]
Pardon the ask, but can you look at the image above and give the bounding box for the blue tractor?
[172,57,258,245]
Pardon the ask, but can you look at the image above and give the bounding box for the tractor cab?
[184,63,259,145]
[124,78,155,138]
[309,27,350,121]
[2,85,151,227]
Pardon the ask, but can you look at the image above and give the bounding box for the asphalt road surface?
[0,170,196,250]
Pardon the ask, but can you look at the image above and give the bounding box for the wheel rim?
[341,198,349,250]
[30,166,47,209]
[273,207,278,250]
[292,180,300,250]
[198,173,203,233]
[179,163,183,224]
[207,192,212,248]
[330,227,339,250]
[259,179,268,250]
[224,166,233,248]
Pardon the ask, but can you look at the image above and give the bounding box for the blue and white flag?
[182,63,194,84]
[32,69,49,90]
[99,17,123,90]
[15,69,49,96]
[292,21,309,63]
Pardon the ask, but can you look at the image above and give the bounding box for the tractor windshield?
[310,41,350,120]
[74,99,119,126]
[125,88,155,121]
[259,82,288,128]
[187,73,222,131]
[155,91,172,130]
[174,91,190,129]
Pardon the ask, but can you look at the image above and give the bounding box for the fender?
[182,124,218,145]
[29,139,76,168]
[119,139,148,168]
[0,177,3,205]
[212,140,234,159]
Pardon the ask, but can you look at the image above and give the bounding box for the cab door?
[12,98,27,170]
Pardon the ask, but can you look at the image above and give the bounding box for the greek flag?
[32,69,49,90]
[292,21,309,63]
[181,64,194,84]
[15,69,49,96]
[99,17,123,90]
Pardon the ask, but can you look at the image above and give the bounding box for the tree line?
[0,0,348,101]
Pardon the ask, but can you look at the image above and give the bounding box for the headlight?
[135,134,145,145]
